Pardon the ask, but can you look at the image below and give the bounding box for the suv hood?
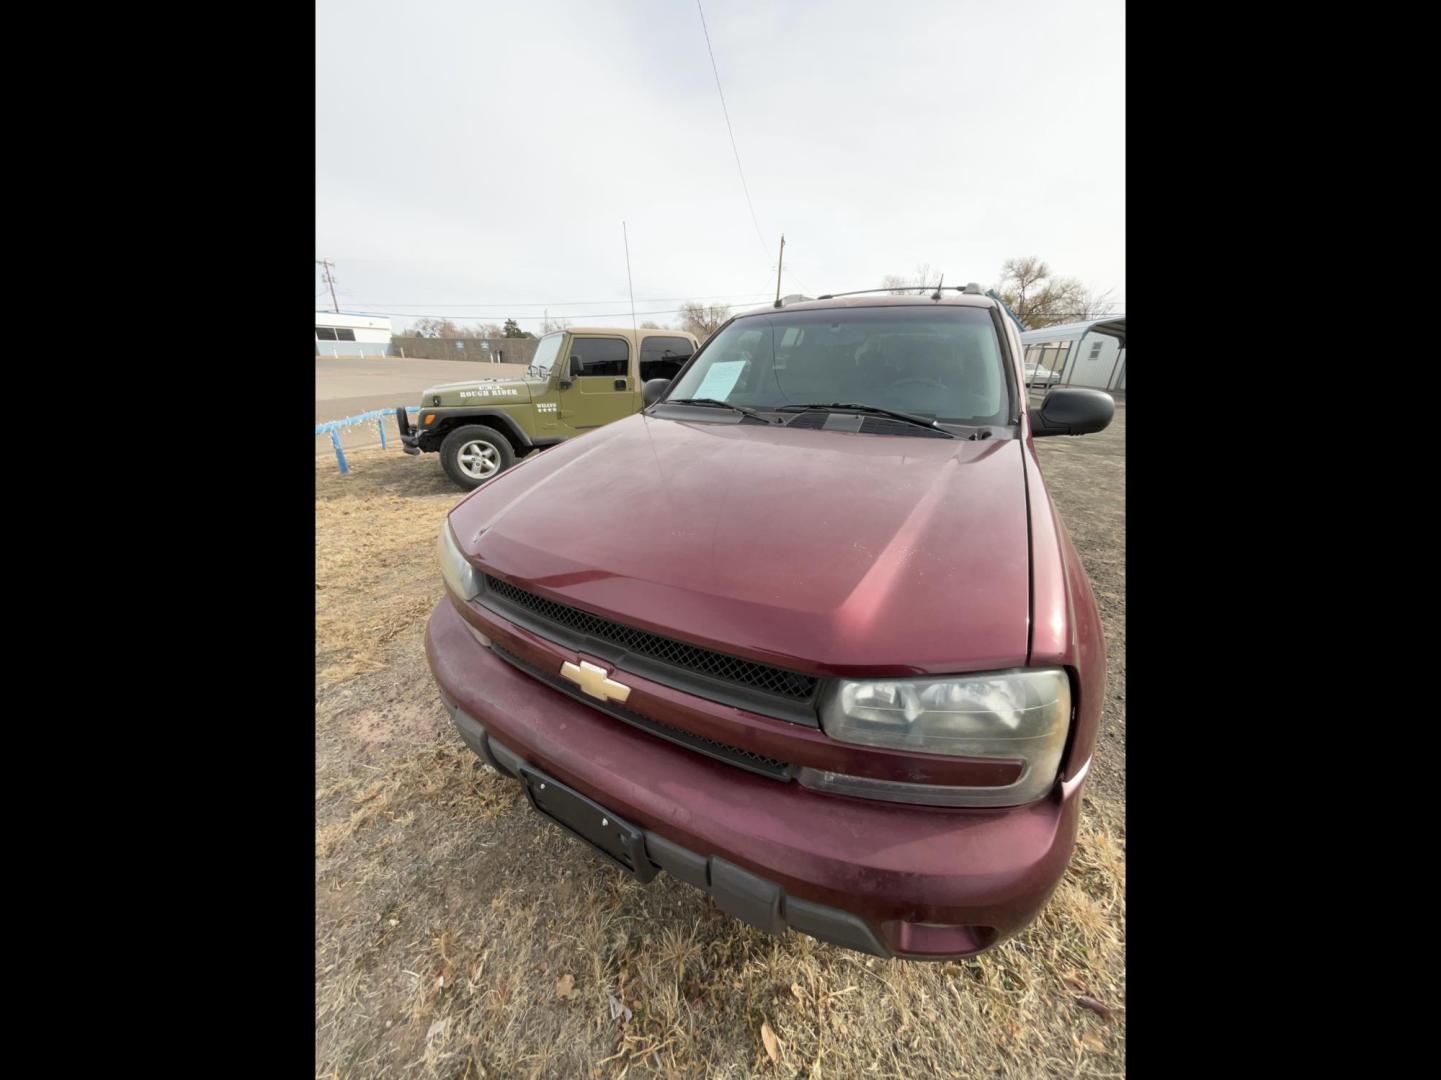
[422,378,537,407]
[451,414,1032,676]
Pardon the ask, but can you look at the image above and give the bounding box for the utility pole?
[316,259,339,313]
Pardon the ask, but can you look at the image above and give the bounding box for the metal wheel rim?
[457,441,500,480]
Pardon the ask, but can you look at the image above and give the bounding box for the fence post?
[330,430,349,474]
[378,418,387,449]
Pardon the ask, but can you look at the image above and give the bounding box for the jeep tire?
[440,425,516,490]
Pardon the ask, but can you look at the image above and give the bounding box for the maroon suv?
[426,286,1114,960]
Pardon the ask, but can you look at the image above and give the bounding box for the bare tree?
[995,257,1111,330]
[880,262,938,295]
[638,320,669,330]
[678,301,731,341]
[410,317,465,338]
[540,314,571,334]
[1077,287,1120,320]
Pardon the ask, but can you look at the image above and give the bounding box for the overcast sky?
[316,0,1124,333]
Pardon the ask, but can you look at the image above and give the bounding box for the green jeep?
[397,326,699,489]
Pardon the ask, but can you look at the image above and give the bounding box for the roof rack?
[813,283,985,300]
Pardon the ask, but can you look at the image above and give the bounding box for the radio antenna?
[622,221,639,339]
[773,234,786,307]
[931,273,945,300]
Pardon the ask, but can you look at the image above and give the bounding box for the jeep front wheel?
[440,425,515,490]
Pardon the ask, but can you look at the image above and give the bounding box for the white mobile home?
[1019,316,1126,391]
[315,312,393,357]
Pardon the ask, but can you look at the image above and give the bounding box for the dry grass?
[316,413,1126,1078]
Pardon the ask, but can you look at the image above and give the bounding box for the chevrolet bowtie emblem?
[559,660,632,704]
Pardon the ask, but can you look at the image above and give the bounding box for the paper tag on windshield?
[692,361,745,401]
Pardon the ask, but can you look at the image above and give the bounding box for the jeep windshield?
[529,332,564,379]
[660,306,1012,427]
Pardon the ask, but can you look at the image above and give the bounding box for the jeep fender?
[425,408,533,449]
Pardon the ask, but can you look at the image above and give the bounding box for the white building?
[315,311,393,357]
[1018,316,1126,391]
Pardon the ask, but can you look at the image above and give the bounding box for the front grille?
[491,646,792,779]
[484,575,818,702]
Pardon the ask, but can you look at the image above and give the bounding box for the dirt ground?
[315,411,1126,1078]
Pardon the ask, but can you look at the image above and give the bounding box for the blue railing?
[316,407,420,473]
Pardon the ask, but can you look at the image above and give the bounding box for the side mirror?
[569,355,584,378]
[1030,388,1114,437]
[642,378,671,406]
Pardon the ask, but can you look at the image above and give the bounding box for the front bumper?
[426,597,1085,959]
[396,407,423,455]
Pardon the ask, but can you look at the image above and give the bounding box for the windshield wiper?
[776,402,956,437]
[665,398,777,424]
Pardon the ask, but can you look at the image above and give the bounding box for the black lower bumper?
[443,696,892,958]
[396,408,423,454]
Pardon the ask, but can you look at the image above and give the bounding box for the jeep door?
[559,334,640,430]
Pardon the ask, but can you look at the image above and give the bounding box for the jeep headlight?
[437,519,481,601]
[803,669,1071,806]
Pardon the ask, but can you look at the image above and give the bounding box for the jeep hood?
[450,415,1032,676]
[421,378,537,406]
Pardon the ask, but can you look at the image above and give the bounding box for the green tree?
[502,319,533,339]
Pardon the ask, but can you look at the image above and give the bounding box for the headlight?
[437,519,481,601]
[806,669,1071,806]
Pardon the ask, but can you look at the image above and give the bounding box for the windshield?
[664,307,1010,425]
[530,332,564,379]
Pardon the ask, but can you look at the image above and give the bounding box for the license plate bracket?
[517,764,658,882]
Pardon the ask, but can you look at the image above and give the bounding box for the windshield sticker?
[693,360,745,400]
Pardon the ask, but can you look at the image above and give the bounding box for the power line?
[361,305,742,324]
[695,0,770,262]
[783,263,814,296]
[332,302,1126,334]
[355,291,773,309]
[352,305,1124,326]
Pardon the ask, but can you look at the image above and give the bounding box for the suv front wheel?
[440,425,516,490]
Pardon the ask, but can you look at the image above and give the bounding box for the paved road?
[315,356,530,424]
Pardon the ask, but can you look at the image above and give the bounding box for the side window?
[639,336,694,381]
[569,337,630,378]
[316,327,338,340]
[335,328,356,342]
[1089,340,1104,360]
